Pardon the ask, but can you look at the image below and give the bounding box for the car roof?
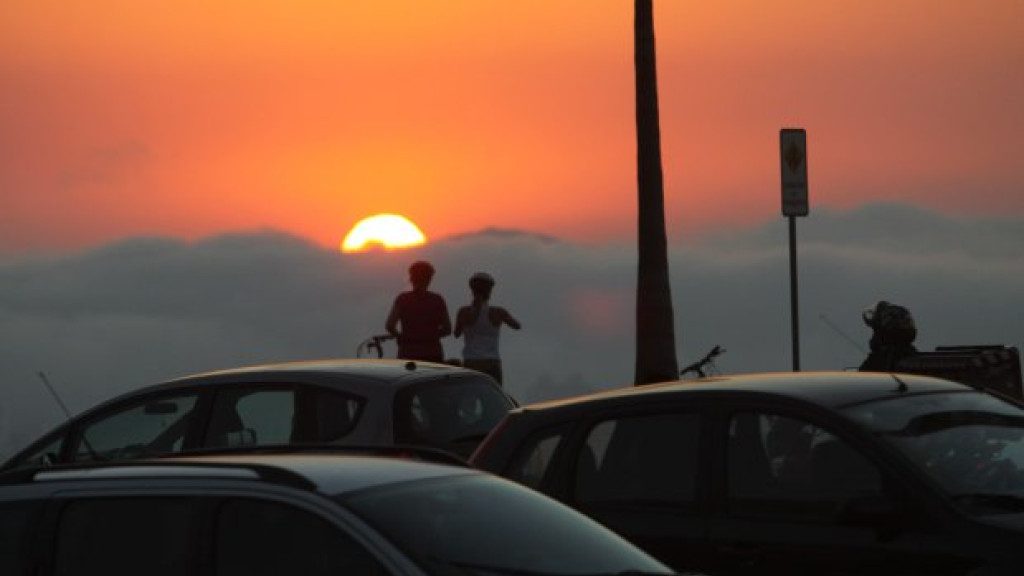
[519,371,973,413]
[167,358,480,387]
[18,452,477,496]
[83,358,492,410]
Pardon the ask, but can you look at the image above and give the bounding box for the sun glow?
[341,214,426,253]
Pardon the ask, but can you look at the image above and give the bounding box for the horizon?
[3,202,1023,459]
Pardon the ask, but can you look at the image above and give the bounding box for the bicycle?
[355,334,395,359]
[680,345,726,378]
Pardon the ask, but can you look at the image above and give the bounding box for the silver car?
[0,451,674,576]
[3,359,515,472]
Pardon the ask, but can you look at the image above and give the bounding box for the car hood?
[976,512,1024,532]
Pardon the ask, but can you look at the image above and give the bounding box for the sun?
[341,214,427,253]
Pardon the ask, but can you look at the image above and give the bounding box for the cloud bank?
[2,202,1023,458]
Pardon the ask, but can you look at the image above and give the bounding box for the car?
[2,359,515,472]
[0,448,675,576]
[471,371,1024,576]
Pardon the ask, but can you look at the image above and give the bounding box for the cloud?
[2,202,1023,458]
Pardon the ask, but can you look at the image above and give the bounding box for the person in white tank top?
[453,272,521,385]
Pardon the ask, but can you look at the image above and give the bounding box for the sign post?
[780,128,809,371]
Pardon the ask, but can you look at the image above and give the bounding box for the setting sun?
[341,214,426,253]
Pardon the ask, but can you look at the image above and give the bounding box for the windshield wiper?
[891,411,1024,437]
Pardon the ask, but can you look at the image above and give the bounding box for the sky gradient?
[3,3,1024,457]
[3,1,1022,253]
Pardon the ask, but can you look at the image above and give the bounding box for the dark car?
[3,359,515,472]
[471,371,1024,576]
[0,449,674,576]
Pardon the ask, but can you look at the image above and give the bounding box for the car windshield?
[842,390,1024,514]
[337,474,671,576]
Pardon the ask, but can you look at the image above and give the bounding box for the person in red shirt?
[385,261,452,362]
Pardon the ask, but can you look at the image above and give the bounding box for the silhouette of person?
[386,261,452,363]
[454,272,521,384]
[858,300,918,372]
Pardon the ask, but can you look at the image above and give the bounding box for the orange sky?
[2,1,1022,254]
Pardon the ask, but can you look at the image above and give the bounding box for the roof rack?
[164,442,471,467]
[0,459,316,491]
[0,444,469,489]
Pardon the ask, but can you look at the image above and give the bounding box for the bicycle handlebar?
[680,345,725,378]
[356,334,396,359]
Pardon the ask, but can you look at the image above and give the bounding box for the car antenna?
[890,374,909,393]
[38,371,74,420]
[38,371,99,463]
[819,314,867,355]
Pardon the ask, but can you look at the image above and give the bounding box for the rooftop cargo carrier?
[895,345,1023,401]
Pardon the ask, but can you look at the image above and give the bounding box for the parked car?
[471,371,1024,576]
[3,359,515,472]
[0,449,675,576]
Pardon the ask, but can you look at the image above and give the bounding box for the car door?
[47,495,201,576]
[0,498,44,576]
[706,406,967,576]
[38,491,394,575]
[560,407,712,571]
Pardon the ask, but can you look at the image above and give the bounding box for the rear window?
[394,376,512,457]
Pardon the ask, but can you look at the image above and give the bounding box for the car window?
[728,412,882,520]
[575,412,701,505]
[53,497,196,576]
[7,434,63,470]
[216,499,386,576]
[206,389,295,448]
[844,391,1024,503]
[504,426,568,489]
[394,377,512,457]
[313,388,364,442]
[73,393,198,462]
[0,500,42,576]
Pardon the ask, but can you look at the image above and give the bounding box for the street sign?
[780,128,809,217]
